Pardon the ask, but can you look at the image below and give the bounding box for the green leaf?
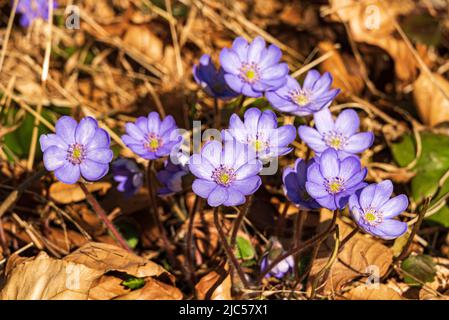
[401,255,436,286]
[121,276,145,290]
[235,236,255,261]
[390,132,449,226]
[401,14,442,47]
[114,219,140,249]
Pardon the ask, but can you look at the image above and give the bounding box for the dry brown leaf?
[123,25,163,63]
[343,284,404,300]
[0,242,180,300]
[318,41,364,97]
[49,181,111,204]
[308,210,393,295]
[196,268,232,300]
[328,0,418,82]
[0,251,103,299]
[413,72,449,126]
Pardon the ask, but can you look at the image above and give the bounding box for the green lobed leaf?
[401,254,436,286]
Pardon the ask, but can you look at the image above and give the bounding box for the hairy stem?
[258,210,337,284]
[79,182,131,252]
[213,206,250,288]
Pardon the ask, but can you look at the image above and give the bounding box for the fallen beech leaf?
[123,25,163,63]
[413,72,449,126]
[318,41,364,97]
[308,210,393,295]
[196,268,232,300]
[343,284,404,300]
[328,0,417,81]
[0,251,103,300]
[49,181,111,204]
[0,242,180,300]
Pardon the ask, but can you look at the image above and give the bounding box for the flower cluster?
[38,37,410,286]
[16,0,58,28]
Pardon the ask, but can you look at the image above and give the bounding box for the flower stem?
[258,210,338,284]
[213,206,250,288]
[213,97,221,128]
[146,162,177,269]
[186,194,199,284]
[235,96,246,114]
[230,196,252,247]
[78,182,132,252]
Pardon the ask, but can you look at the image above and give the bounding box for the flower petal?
[192,179,216,198]
[55,116,77,144]
[359,183,376,209]
[160,115,176,136]
[75,117,98,145]
[244,108,261,135]
[374,219,408,240]
[202,140,222,168]
[43,146,67,171]
[207,186,228,207]
[125,123,145,141]
[40,134,67,152]
[54,163,80,184]
[231,37,249,61]
[259,44,282,69]
[223,187,245,206]
[319,148,340,179]
[235,162,262,179]
[345,132,374,153]
[224,74,244,94]
[379,194,409,218]
[219,48,241,75]
[80,159,109,181]
[339,156,361,181]
[261,63,289,80]
[147,112,161,133]
[313,108,334,134]
[371,180,393,208]
[258,109,277,133]
[303,70,320,90]
[87,128,110,150]
[188,154,214,180]
[86,148,113,164]
[269,125,296,148]
[305,181,329,198]
[297,126,327,153]
[247,36,266,63]
[232,176,261,195]
[136,116,149,135]
[335,109,359,136]
[228,114,248,142]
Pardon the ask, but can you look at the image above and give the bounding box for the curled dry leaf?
[308,209,394,295]
[413,72,449,126]
[49,181,111,204]
[328,0,417,82]
[195,268,232,300]
[342,284,404,300]
[0,242,181,300]
[318,41,364,97]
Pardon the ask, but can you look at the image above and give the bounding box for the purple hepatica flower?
[266,70,340,116]
[122,112,181,160]
[219,36,289,98]
[189,139,262,207]
[260,239,294,279]
[112,158,144,197]
[298,108,374,158]
[349,180,409,240]
[40,116,113,184]
[226,108,296,160]
[306,148,367,210]
[156,159,189,196]
[16,0,58,28]
[283,158,320,210]
[193,54,238,100]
